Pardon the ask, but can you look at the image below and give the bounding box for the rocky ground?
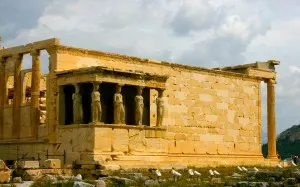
[0,161,300,186]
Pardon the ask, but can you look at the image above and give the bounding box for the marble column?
[0,57,5,139]
[46,47,58,134]
[30,50,41,139]
[156,89,165,127]
[12,54,23,139]
[135,86,144,126]
[267,79,277,159]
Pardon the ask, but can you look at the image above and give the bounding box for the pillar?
[267,79,277,159]
[58,86,65,126]
[30,50,41,139]
[0,57,5,139]
[46,47,58,135]
[12,54,23,139]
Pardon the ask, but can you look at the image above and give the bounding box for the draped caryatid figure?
[135,86,144,126]
[91,83,102,123]
[156,89,164,127]
[72,84,83,124]
[114,84,125,124]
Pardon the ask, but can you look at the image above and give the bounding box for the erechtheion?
[0,38,280,168]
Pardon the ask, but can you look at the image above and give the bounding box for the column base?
[267,155,279,160]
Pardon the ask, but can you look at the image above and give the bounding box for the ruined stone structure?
[0,38,280,168]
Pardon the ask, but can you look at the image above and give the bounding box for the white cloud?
[2,0,300,133]
[289,66,300,74]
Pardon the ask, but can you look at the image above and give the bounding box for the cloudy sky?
[1,0,300,134]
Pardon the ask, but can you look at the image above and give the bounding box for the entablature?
[0,38,60,57]
[214,60,280,80]
[56,66,168,89]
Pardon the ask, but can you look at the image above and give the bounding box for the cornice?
[55,45,262,81]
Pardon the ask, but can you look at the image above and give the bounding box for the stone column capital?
[137,86,144,90]
[46,46,57,55]
[156,88,165,97]
[92,81,102,85]
[12,54,23,60]
[30,50,40,57]
[264,78,276,84]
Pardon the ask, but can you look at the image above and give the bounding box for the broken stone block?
[0,160,11,183]
[18,160,40,169]
[0,160,9,170]
[12,177,22,183]
[74,174,82,181]
[0,170,11,183]
[44,159,61,169]
[95,179,106,187]
[22,169,42,181]
[73,181,95,187]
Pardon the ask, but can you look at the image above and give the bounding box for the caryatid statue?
[156,89,165,127]
[114,84,125,124]
[72,84,83,124]
[91,82,102,123]
[135,87,144,126]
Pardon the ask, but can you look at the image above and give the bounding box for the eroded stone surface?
[18,161,40,169]
[44,159,61,169]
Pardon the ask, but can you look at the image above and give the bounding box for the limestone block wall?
[2,105,32,139]
[20,104,32,138]
[3,107,12,139]
[1,71,48,140]
[94,127,167,154]
[57,126,95,164]
[56,126,167,164]
[55,50,262,157]
[164,72,261,156]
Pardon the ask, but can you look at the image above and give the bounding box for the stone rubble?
[0,160,10,183]
[0,159,300,187]
[44,159,61,169]
[73,181,95,187]
[95,179,106,187]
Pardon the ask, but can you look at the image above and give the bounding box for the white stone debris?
[277,164,283,168]
[171,168,181,181]
[213,170,220,175]
[155,169,161,177]
[242,166,248,172]
[194,170,201,176]
[188,169,194,176]
[237,166,243,172]
[73,174,83,181]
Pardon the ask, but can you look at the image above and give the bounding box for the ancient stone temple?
[0,38,280,168]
